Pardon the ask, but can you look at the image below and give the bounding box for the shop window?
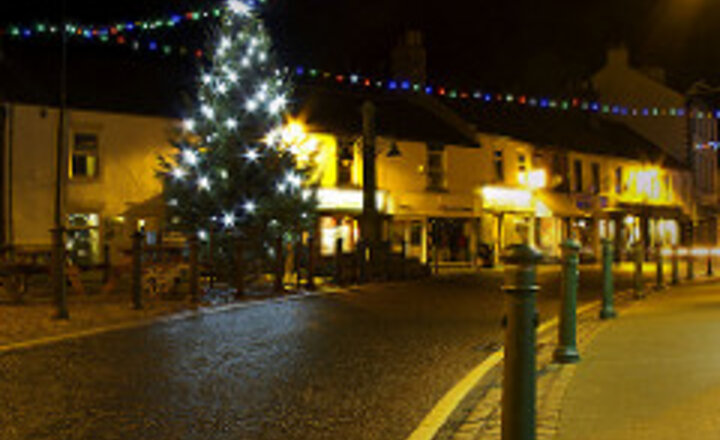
[494,150,504,182]
[427,146,446,191]
[336,141,354,187]
[615,166,623,194]
[71,133,99,179]
[67,213,100,266]
[591,163,601,195]
[319,216,356,256]
[573,159,583,193]
[410,221,422,246]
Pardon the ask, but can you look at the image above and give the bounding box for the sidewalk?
[449,274,720,440]
[0,294,193,348]
[556,282,720,439]
[0,282,319,350]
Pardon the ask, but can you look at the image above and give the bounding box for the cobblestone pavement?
[0,262,698,440]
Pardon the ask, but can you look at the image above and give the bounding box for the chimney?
[391,30,427,84]
[606,45,629,68]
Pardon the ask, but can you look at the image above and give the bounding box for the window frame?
[573,159,583,193]
[426,144,446,191]
[70,132,100,180]
[336,139,354,187]
[493,149,505,183]
[591,162,601,195]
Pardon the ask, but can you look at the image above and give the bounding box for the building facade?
[300,90,694,266]
[0,89,696,269]
[592,46,719,247]
[0,103,175,265]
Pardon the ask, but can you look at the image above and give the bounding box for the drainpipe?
[6,103,13,249]
[0,104,6,248]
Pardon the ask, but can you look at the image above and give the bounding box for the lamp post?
[359,101,402,280]
[51,0,69,320]
[361,101,380,276]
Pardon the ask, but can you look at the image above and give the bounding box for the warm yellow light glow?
[535,200,552,218]
[620,165,678,205]
[480,186,534,212]
[315,188,390,213]
[692,248,709,257]
[518,170,548,190]
[657,219,679,246]
[283,121,307,145]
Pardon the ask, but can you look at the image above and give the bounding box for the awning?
[617,203,687,219]
[537,190,589,218]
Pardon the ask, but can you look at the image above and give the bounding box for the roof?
[294,85,479,147]
[448,99,686,169]
[0,42,193,118]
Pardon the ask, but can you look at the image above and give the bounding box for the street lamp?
[52,0,69,319]
[360,100,403,278]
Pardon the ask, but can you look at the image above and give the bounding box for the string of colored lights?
[4,10,720,123]
[0,7,221,41]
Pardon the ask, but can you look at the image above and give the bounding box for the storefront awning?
[617,203,687,219]
[537,191,589,218]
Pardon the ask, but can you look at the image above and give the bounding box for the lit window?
[336,140,353,187]
[66,213,100,265]
[71,133,99,179]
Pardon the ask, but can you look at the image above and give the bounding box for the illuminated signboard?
[315,188,390,213]
[480,186,534,213]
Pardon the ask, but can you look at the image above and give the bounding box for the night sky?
[1,0,719,113]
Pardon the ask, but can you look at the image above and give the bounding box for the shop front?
[315,188,392,257]
[478,186,537,264]
[428,217,475,265]
[604,204,686,260]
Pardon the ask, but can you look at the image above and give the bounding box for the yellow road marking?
[405,300,600,440]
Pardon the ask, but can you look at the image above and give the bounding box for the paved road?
[0,265,650,440]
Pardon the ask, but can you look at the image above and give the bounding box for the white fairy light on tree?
[244,148,260,162]
[197,176,211,191]
[228,0,251,16]
[161,0,316,278]
[182,149,199,166]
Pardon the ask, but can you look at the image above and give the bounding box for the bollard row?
[499,242,717,440]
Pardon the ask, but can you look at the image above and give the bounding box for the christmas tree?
[161,0,316,291]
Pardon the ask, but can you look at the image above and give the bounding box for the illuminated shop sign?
[315,188,390,213]
[480,186,534,213]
